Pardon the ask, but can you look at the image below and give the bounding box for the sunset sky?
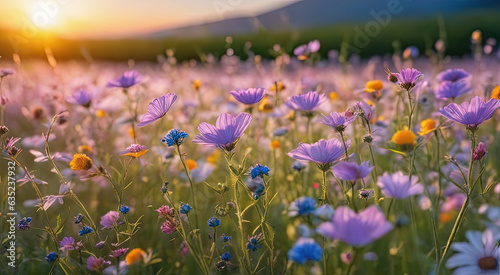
[0,0,298,39]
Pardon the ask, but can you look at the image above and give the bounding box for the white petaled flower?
[446,230,500,274]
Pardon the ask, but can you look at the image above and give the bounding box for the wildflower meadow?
[2,23,500,275]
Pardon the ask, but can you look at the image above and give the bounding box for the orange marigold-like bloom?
[69,153,93,170]
[391,128,417,146]
[125,248,146,265]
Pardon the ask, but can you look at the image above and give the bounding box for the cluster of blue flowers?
[17,217,32,230]
[250,164,270,179]
[162,129,188,147]
[120,205,130,214]
[45,252,58,263]
[79,226,94,236]
[180,204,193,214]
[208,217,220,227]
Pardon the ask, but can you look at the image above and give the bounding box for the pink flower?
[100,211,120,229]
[161,221,176,234]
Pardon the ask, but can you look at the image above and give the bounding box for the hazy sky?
[0,0,298,38]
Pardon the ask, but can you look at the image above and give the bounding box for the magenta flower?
[192,112,252,151]
[87,256,111,272]
[473,142,487,161]
[332,160,373,181]
[161,221,176,234]
[320,111,357,132]
[294,40,320,56]
[377,171,423,199]
[109,248,129,258]
[439,96,500,129]
[107,70,142,88]
[434,81,471,99]
[394,68,423,91]
[437,68,470,82]
[100,211,120,229]
[137,93,177,127]
[287,138,349,171]
[230,88,266,105]
[285,91,326,113]
[156,205,173,218]
[317,205,393,246]
[0,68,14,78]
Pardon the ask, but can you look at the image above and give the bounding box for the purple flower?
[87,256,111,272]
[192,112,252,151]
[161,221,176,234]
[355,100,373,120]
[70,89,92,107]
[437,68,470,82]
[230,88,266,105]
[4,137,21,157]
[107,70,142,88]
[473,142,487,161]
[287,138,349,170]
[317,205,393,246]
[59,237,77,251]
[377,171,424,199]
[109,248,129,258]
[394,68,423,91]
[285,91,326,113]
[0,68,14,78]
[434,81,471,99]
[137,93,177,127]
[439,96,500,129]
[294,40,320,56]
[100,211,120,229]
[332,160,373,181]
[320,111,357,132]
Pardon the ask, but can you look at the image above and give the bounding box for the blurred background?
[1,0,500,62]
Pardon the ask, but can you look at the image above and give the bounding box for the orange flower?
[329,92,338,100]
[392,128,417,146]
[125,248,146,265]
[269,82,285,92]
[121,144,149,158]
[69,153,93,170]
[418,119,437,135]
[269,140,281,149]
[491,85,500,99]
[365,80,384,92]
[185,159,198,170]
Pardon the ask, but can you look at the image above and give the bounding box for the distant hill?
[148,0,500,38]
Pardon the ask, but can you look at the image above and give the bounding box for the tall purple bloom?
[320,111,357,132]
[434,81,471,99]
[332,160,373,181]
[377,171,423,199]
[137,93,177,127]
[100,211,120,230]
[317,205,393,246]
[287,138,349,171]
[439,96,500,129]
[70,89,93,107]
[107,70,142,88]
[230,88,266,105]
[192,113,252,151]
[394,68,423,91]
[285,91,326,113]
[437,68,470,82]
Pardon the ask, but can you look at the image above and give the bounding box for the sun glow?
[28,1,63,30]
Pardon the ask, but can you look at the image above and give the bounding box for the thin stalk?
[176,144,199,228]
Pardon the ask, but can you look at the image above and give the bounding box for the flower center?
[478,256,498,270]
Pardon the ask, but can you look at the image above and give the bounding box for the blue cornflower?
[253,184,265,200]
[288,197,317,217]
[250,164,270,179]
[161,129,188,147]
[45,252,58,263]
[247,233,262,252]
[79,226,94,236]
[208,217,220,227]
[120,205,130,214]
[75,214,84,224]
[273,127,288,137]
[220,252,231,262]
[180,204,193,214]
[220,234,231,243]
[18,217,32,230]
[292,161,306,172]
[287,238,322,264]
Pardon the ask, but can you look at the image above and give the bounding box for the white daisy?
[446,230,500,274]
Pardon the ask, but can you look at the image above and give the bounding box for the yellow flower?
[418,119,437,135]
[258,96,274,113]
[128,127,135,139]
[471,30,481,42]
[78,144,93,154]
[269,140,281,149]
[269,82,285,92]
[95,110,107,118]
[491,85,500,99]
[121,144,149,158]
[365,80,384,92]
[69,153,93,170]
[392,128,417,146]
[192,79,201,91]
[185,159,198,170]
[329,92,338,100]
[126,248,146,265]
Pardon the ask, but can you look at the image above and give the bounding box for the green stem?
[176,145,199,228]
[320,170,329,204]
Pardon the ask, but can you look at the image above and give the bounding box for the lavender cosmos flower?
[332,160,373,182]
[377,171,424,199]
[59,237,77,251]
[285,91,327,113]
[162,129,188,147]
[294,40,320,56]
[393,68,423,91]
[70,89,92,107]
[317,205,393,246]
[100,211,120,229]
[439,96,500,129]
[446,230,500,274]
[320,111,358,132]
[437,68,470,82]
[289,197,317,217]
[287,238,322,264]
[109,248,129,258]
[107,70,142,88]
[137,93,178,127]
[230,88,266,105]
[192,112,252,151]
[434,81,471,99]
[87,256,111,272]
[4,137,22,157]
[287,138,349,171]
